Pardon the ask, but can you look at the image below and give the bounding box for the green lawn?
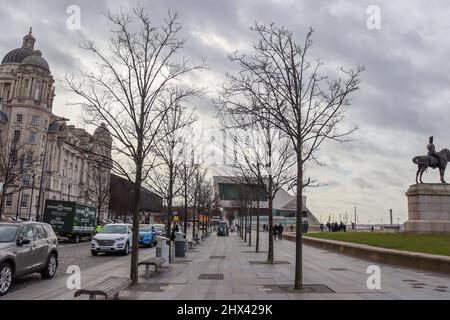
[306,232,450,257]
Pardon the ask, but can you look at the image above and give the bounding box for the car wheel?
[122,242,130,256]
[91,250,99,256]
[0,263,13,296]
[41,253,58,279]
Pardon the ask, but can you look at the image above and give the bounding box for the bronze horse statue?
[412,148,450,184]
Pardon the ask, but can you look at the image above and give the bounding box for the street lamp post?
[354,206,357,231]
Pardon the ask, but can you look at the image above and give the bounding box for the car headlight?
[116,237,125,241]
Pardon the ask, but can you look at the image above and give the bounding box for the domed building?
[0,30,112,221]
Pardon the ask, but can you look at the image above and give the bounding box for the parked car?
[138,224,157,247]
[153,224,166,237]
[0,222,59,296]
[90,223,132,256]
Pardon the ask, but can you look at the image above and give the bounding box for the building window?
[28,131,36,144]
[31,115,39,125]
[26,152,34,164]
[16,114,23,123]
[21,194,29,208]
[23,175,30,186]
[11,149,18,164]
[34,81,41,100]
[13,130,21,143]
[5,194,12,207]
[24,79,30,97]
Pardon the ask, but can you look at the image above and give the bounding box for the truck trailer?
[43,200,97,243]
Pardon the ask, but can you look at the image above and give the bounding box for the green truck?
[43,200,97,243]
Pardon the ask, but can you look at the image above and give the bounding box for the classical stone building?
[0,30,112,220]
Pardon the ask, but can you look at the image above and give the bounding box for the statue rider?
[427,136,442,168]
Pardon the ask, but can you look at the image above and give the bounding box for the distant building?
[109,174,163,223]
[0,30,112,220]
[213,176,320,227]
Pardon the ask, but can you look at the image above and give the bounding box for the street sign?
[173,216,179,222]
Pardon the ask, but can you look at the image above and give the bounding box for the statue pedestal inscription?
[405,184,450,233]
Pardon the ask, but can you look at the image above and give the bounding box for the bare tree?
[147,103,197,258]
[179,145,198,236]
[217,107,296,260]
[218,24,364,289]
[85,163,111,225]
[65,6,204,285]
[0,137,39,217]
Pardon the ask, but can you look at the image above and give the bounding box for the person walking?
[272,225,278,240]
[278,223,284,240]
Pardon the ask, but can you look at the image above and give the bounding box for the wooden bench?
[74,276,131,300]
[138,257,167,279]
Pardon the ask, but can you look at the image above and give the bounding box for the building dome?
[1,47,33,64]
[21,50,50,71]
[94,123,111,136]
[1,28,41,67]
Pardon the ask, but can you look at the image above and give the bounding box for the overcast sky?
[2,0,450,224]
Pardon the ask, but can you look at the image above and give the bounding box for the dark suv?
[0,222,59,296]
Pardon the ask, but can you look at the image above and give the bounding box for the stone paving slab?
[2,229,450,300]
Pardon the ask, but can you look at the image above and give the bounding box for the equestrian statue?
[412,136,450,184]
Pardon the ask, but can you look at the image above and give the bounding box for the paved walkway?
[2,231,450,300]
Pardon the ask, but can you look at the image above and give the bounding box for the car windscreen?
[139,226,152,232]
[0,225,19,242]
[101,225,127,234]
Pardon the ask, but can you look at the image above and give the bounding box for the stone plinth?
[405,184,450,233]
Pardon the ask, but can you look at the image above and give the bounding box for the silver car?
[0,222,59,296]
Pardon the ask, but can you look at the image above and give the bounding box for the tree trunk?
[130,161,142,286]
[183,185,188,236]
[192,205,197,239]
[248,205,252,246]
[244,212,247,242]
[0,182,8,216]
[256,200,260,253]
[167,164,173,262]
[294,154,303,290]
[267,195,274,263]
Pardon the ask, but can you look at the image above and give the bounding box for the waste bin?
[174,232,186,257]
[156,236,170,267]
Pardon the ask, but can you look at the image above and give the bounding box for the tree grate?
[199,273,224,280]
[210,256,226,259]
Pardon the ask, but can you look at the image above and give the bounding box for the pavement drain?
[199,273,224,280]
[241,250,268,253]
[402,280,418,283]
[436,285,448,289]
[248,261,291,265]
[130,283,170,292]
[262,284,335,294]
[210,256,226,259]
[160,285,174,291]
[329,268,349,271]
[435,288,448,292]
[412,286,424,289]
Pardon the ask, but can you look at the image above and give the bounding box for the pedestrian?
[278,223,284,240]
[272,225,278,240]
[320,223,324,232]
[262,224,266,232]
[290,225,294,232]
